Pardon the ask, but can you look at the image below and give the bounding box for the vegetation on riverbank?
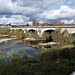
[0,52,11,59]
[0,47,74,75]
[0,41,7,45]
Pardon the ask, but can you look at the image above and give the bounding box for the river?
[0,40,41,60]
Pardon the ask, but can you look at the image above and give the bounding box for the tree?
[11,30,16,36]
[0,28,10,35]
[60,22,65,26]
[42,32,50,40]
[8,23,11,26]
[16,30,24,39]
[62,29,73,45]
[72,33,75,45]
[36,21,40,26]
[68,34,73,45]
[26,23,30,26]
[42,23,49,26]
[52,29,74,47]
[62,29,69,44]
[22,33,25,38]
[25,30,29,37]
[33,20,37,26]
[52,28,63,46]
[41,50,58,71]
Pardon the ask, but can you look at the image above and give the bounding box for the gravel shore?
[0,38,16,43]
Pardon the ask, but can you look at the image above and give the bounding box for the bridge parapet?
[11,25,75,28]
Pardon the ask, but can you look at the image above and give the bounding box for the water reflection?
[0,40,41,60]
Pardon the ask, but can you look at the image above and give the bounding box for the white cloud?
[0,15,30,25]
[13,0,65,9]
[39,6,75,19]
[61,19,74,24]
[0,0,66,15]
[0,0,13,14]
[0,0,39,15]
[37,5,75,24]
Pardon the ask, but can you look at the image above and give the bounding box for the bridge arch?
[28,29,36,33]
[27,29,38,36]
[19,29,22,31]
[27,29,36,35]
[27,28,36,31]
[41,28,55,34]
[42,29,55,41]
[12,29,15,31]
[44,30,54,34]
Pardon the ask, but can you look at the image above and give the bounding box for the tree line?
[26,20,73,26]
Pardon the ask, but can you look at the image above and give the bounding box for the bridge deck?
[11,26,75,28]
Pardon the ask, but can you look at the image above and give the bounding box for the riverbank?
[0,38,16,43]
[24,38,36,41]
[28,42,56,49]
[37,42,56,46]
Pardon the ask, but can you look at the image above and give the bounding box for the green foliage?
[52,28,63,46]
[0,28,10,35]
[33,20,40,26]
[72,33,75,45]
[0,47,75,75]
[40,47,75,74]
[59,47,75,60]
[42,32,51,40]
[68,34,73,45]
[52,29,74,47]
[41,50,59,71]
[16,30,24,39]
[22,33,25,38]
[8,31,12,38]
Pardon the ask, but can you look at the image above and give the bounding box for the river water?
[0,40,41,60]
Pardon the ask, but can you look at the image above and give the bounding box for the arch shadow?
[43,30,54,42]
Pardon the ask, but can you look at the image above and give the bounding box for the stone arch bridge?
[11,26,75,37]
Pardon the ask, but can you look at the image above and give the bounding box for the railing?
[0,25,75,28]
[11,25,75,28]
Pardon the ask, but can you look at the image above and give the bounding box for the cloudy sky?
[0,0,75,25]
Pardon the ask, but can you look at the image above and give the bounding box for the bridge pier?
[37,29,42,37]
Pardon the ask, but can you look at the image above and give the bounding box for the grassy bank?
[0,41,7,45]
[0,47,75,75]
